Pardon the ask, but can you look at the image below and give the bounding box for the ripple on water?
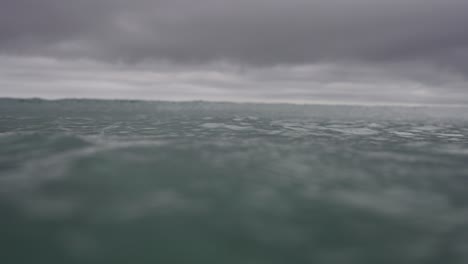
[200,123,250,131]
[326,127,379,136]
[392,131,417,138]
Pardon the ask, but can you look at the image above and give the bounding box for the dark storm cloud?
[1,0,468,74]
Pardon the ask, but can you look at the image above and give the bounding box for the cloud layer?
[1,0,468,104]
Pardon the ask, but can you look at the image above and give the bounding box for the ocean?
[1,98,468,264]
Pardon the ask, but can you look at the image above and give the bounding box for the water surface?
[1,99,468,264]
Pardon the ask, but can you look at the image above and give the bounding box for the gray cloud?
[1,56,466,105]
[1,0,468,104]
[1,0,468,71]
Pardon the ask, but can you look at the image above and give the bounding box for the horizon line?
[1,96,468,109]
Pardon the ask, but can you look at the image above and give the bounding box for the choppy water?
[1,99,468,264]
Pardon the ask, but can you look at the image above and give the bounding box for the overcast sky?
[1,0,468,105]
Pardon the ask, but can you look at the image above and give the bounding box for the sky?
[1,0,468,105]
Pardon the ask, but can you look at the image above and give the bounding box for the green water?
[1,99,468,264]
